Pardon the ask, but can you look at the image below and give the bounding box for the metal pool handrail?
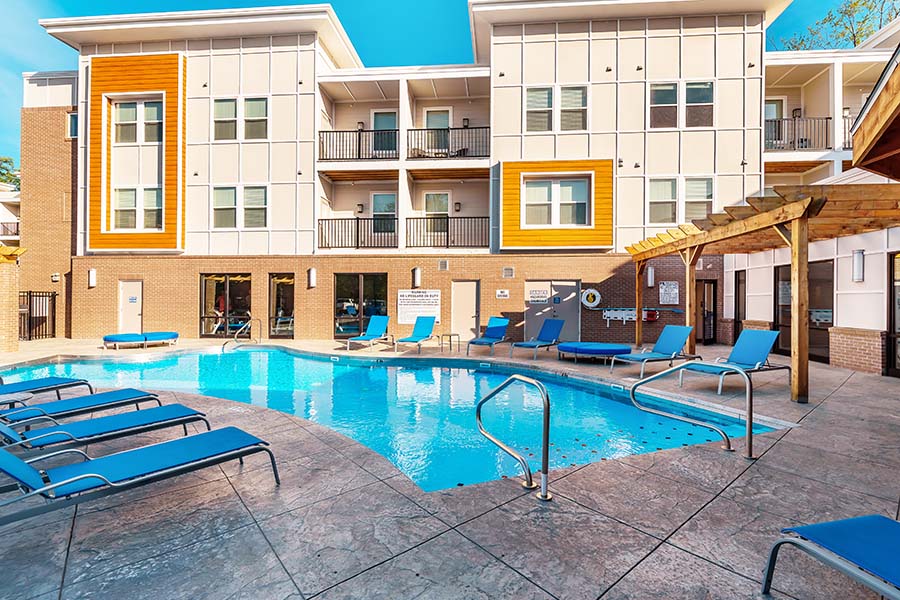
[222,318,262,352]
[628,361,756,459]
[475,374,552,501]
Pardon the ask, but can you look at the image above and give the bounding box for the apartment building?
[20,0,790,344]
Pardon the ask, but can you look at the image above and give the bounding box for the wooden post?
[635,261,646,347]
[790,216,810,402]
[681,245,704,356]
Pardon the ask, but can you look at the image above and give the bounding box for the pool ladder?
[476,374,552,501]
[628,361,757,460]
[222,318,262,352]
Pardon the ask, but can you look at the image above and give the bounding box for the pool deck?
[1,338,899,599]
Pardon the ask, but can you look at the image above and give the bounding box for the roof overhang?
[39,4,362,68]
[468,0,791,63]
[852,44,900,178]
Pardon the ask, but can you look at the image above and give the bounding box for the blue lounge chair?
[346,315,391,350]
[509,318,565,359]
[102,333,145,349]
[0,426,279,526]
[0,404,210,451]
[466,317,510,356]
[0,377,94,401]
[609,325,697,378]
[762,515,900,600]
[678,329,790,394]
[0,388,161,425]
[394,316,436,354]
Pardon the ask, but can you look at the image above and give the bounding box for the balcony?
[319,130,399,161]
[318,217,399,249]
[0,222,19,237]
[406,216,489,248]
[844,116,855,150]
[764,117,832,151]
[407,128,490,159]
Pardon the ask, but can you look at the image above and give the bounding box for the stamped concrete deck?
[1,339,899,600]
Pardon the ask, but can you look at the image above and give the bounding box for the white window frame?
[110,187,164,232]
[242,186,268,229]
[211,97,270,143]
[66,112,78,139]
[519,172,594,229]
[423,190,451,233]
[523,85,591,134]
[647,80,716,131]
[212,98,238,142]
[243,98,268,141]
[112,98,163,146]
[423,107,453,130]
[648,82,679,131]
[210,185,271,230]
[684,177,715,222]
[684,81,715,129]
[645,176,717,226]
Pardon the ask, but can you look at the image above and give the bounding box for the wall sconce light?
[50,272,60,283]
[741,159,748,167]
[412,267,422,289]
[454,202,462,213]
[357,121,365,131]
[646,266,655,288]
[636,65,643,71]
[634,162,641,168]
[308,267,317,288]
[462,118,470,128]
[852,249,865,282]
[747,62,756,68]
[606,66,612,72]
[356,203,364,214]
[498,72,505,77]
[843,106,852,118]
[792,108,802,119]
[87,268,97,289]
[617,158,624,168]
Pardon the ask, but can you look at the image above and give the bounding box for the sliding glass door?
[334,273,388,338]
[774,261,833,362]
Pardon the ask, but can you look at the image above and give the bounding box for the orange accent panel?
[501,160,614,248]
[88,54,183,251]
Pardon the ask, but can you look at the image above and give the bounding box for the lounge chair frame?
[0,391,162,425]
[346,316,392,350]
[0,442,280,527]
[0,377,94,402]
[679,357,790,394]
[762,535,900,600]
[394,316,436,355]
[610,348,701,378]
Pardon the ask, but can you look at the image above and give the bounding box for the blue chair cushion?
[0,377,86,396]
[143,332,179,342]
[684,361,756,375]
[558,342,631,356]
[0,448,46,491]
[614,351,673,362]
[513,340,554,349]
[45,427,265,496]
[0,388,155,423]
[21,404,202,448]
[469,337,504,346]
[103,334,145,344]
[785,515,900,587]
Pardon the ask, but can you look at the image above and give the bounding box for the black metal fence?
[318,218,399,249]
[764,117,832,151]
[18,291,57,341]
[406,216,490,247]
[319,130,399,160]
[0,222,19,236]
[408,127,490,158]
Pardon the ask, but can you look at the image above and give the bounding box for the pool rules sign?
[397,290,441,324]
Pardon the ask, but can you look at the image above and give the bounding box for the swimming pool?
[1,347,771,491]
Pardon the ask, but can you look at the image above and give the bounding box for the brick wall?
[742,320,773,331]
[0,260,19,353]
[19,106,77,337]
[828,327,886,375]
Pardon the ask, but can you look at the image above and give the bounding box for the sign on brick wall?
[397,289,441,324]
[659,281,679,305]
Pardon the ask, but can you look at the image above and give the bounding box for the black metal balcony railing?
[844,116,855,150]
[0,222,19,236]
[764,117,832,151]
[407,216,490,248]
[319,130,399,160]
[407,127,490,159]
[318,218,399,249]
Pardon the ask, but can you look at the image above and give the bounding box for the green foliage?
[0,157,19,190]
[779,0,900,50]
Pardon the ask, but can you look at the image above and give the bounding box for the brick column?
[0,248,26,353]
[828,327,887,374]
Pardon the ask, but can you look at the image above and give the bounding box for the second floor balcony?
[764,117,832,151]
[318,216,490,249]
[319,130,400,161]
[0,222,20,237]
[319,127,491,162]
[407,127,490,159]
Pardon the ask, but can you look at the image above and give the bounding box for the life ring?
[580,288,602,309]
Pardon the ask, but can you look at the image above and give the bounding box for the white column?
[397,78,413,250]
[832,62,845,150]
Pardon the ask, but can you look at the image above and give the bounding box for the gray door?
[524,280,580,341]
[452,280,480,341]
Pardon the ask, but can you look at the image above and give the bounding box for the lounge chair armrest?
[9,415,60,428]
[0,472,118,508]
[1,406,51,419]
[10,430,80,448]
[25,447,91,464]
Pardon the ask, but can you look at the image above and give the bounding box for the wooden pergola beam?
[723,206,759,220]
[791,216,810,402]
[708,213,735,226]
[747,196,789,213]
[679,245,705,356]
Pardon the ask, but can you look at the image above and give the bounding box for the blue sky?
[0,0,841,163]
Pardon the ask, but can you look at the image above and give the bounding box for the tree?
[779,0,900,50]
[0,157,18,190]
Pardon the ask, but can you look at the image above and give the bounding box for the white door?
[424,108,451,154]
[524,280,580,341]
[118,280,143,333]
[452,280,480,341]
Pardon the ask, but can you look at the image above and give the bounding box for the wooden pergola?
[625,184,900,403]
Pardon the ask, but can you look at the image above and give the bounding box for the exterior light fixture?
[308,267,317,288]
[462,118,470,128]
[646,266,655,288]
[454,202,462,213]
[843,106,852,118]
[357,121,364,130]
[852,249,865,282]
[412,267,422,288]
[356,203,364,214]
[87,268,97,289]
[792,108,802,119]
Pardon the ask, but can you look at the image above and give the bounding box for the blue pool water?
[0,348,770,491]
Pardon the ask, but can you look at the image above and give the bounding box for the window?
[685,178,713,221]
[560,87,587,131]
[649,179,677,224]
[650,83,678,129]
[686,82,714,127]
[526,88,553,132]
[213,187,237,228]
[200,274,252,337]
[143,189,162,229]
[66,113,78,138]
[425,192,449,233]
[243,187,267,228]
[214,99,237,140]
[523,177,591,227]
[115,102,138,143]
[244,98,268,140]
[114,189,137,229]
[144,101,163,142]
[372,193,397,233]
